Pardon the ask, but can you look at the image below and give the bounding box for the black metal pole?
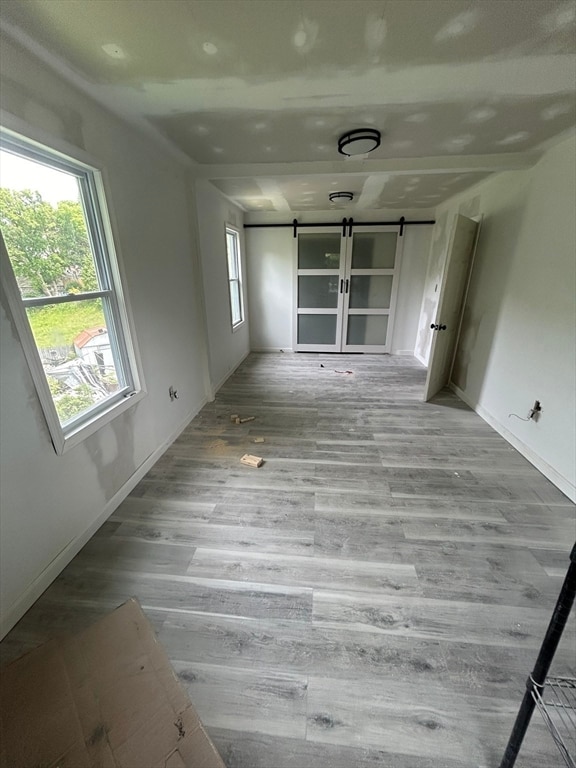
[500,543,576,768]
[244,218,435,230]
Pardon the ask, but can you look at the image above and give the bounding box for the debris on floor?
[320,363,324,367]
[334,369,354,375]
[231,414,256,424]
[240,453,264,468]
[253,437,265,443]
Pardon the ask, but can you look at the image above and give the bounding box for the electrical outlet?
[168,386,179,402]
[529,400,542,420]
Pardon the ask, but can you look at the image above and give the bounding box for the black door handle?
[430,323,447,331]
[339,279,344,293]
[345,279,349,293]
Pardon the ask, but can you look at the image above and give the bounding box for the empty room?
[0,1,575,766]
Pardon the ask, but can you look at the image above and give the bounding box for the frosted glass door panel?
[298,234,342,269]
[298,314,337,345]
[351,233,397,269]
[349,275,393,309]
[298,275,339,308]
[347,315,389,346]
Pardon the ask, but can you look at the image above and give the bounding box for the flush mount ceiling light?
[329,191,354,202]
[101,43,127,59]
[338,128,381,156]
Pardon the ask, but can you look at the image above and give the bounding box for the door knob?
[430,323,447,331]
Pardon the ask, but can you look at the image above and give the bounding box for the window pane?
[226,231,239,279]
[347,314,389,345]
[26,297,122,425]
[349,275,393,308]
[0,150,99,299]
[298,275,339,308]
[230,281,242,325]
[225,229,242,326]
[298,234,341,269]
[298,314,337,345]
[351,232,397,269]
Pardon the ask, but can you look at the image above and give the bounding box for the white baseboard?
[250,347,293,353]
[211,350,250,393]
[392,349,415,356]
[450,383,576,503]
[414,351,428,367]
[0,399,206,640]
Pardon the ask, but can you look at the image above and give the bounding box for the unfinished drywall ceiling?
[212,172,491,211]
[1,0,575,211]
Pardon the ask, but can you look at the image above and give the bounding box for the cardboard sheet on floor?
[0,598,225,768]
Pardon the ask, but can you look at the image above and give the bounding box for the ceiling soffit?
[1,0,575,210]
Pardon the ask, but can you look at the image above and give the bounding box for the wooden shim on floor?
[241,454,264,468]
[231,415,256,424]
[254,437,265,444]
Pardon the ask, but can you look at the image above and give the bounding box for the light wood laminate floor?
[2,353,575,767]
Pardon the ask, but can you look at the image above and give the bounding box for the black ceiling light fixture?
[338,128,381,156]
[329,191,354,202]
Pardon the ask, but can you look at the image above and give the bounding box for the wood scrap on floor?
[253,437,265,443]
[231,414,256,424]
[334,370,354,374]
[240,454,263,468]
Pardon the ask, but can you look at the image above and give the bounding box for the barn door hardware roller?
[246,217,435,238]
[430,323,447,331]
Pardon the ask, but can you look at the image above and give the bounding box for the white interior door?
[423,214,479,401]
[294,229,346,352]
[340,228,402,353]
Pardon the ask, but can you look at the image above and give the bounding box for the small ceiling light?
[101,43,126,60]
[338,128,381,156]
[329,191,354,202]
[202,41,218,55]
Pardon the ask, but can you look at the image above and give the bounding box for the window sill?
[232,321,246,334]
[54,389,146,455]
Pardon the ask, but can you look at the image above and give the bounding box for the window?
[225,226,244,328]
[0,129,141,453]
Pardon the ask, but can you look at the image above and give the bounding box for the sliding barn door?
[293,229,346,352]
[294,226,403,353]
[340,228,402,353]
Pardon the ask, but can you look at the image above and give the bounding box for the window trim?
[0,122,145,455]
[224,225,244,331]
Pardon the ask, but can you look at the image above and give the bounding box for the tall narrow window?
[0,129,141,453]
[225,226,243,328]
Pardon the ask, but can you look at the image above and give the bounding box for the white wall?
[195,181,250,390]
[435,135,576,500]
[245,212,433,354]
[0,33,212,636]
[246,228,294,351]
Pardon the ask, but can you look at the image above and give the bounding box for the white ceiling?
[2,0,575,212]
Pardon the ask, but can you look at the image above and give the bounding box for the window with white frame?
[0,129,141,453]
[225,226,243,328]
